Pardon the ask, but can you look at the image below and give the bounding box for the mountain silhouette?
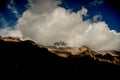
[0,36,120,80]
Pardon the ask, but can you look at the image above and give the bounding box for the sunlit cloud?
[15,0,120,51]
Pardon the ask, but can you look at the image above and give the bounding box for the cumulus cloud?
[0,27,22,38]
[14,0,120,51]
[90,0,104,6]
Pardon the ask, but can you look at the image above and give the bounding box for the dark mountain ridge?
[0,36,120,79]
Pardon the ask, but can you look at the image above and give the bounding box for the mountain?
[48,45,120,64]
[0,36,120,79]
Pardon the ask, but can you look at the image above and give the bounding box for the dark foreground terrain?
[0,36,120,79]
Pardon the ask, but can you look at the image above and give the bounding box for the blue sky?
[0,0,120,32]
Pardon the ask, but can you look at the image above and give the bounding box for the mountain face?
[0,36,120,79]
[48,46,120,64]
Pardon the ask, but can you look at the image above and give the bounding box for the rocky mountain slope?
[0,36,120,79]
[48,46,120,65]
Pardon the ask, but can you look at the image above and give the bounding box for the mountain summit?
[0,36,120,79]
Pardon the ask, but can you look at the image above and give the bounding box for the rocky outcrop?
[48,45,120,65]
[0,36,21,42]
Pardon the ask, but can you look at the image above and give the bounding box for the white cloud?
[7,0,20,18]
[0,27,22,38]
[90,0,104,6]
[10,0,120,52]
[28,0,61,13]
